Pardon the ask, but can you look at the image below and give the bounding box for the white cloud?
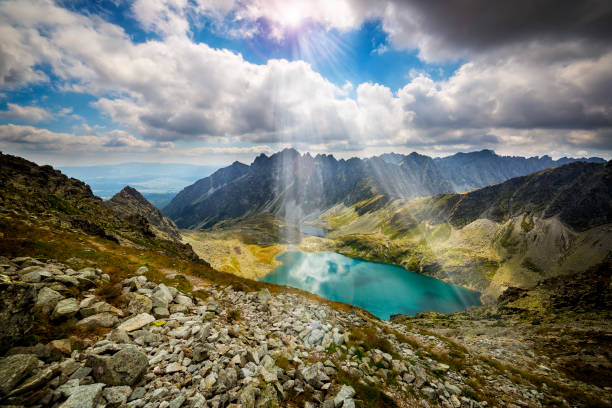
[0,103,51,123]
[0,0,610,161]
[0,124,152,152]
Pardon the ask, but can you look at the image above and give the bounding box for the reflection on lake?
[262,251,482,320]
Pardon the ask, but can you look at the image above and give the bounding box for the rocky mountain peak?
[106,186,181,242]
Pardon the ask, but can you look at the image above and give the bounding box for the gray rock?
[169,394,186,408]
[77,312,120,328]
[174,294,193,306]
[103,385,132,407]
[129,386,146,402]
[35,287,64,315]
[166,362,185,374]
[298,365,318,386]
[59,383,105,408]
[69,367,93,380]
[169,326,190,339]
[152,284,173,309]
[444,381,462,396]
[256,383,279,408]
[117,313,155,332]
[343,399,356,408]
[136,266,148,275]
[334,385,355,408]
[52,298,80,320]
[22,269,51,283]
[152,307,169,318]
[422,387,436,399]
[0,353,39,396]
[126,294,153,315]
[80,301,123,318]
[237,384,256,408]
[192,346,209,363]
[109,328,131,343]
[87,347,148,386]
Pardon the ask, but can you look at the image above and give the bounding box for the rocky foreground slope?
[2,254,609,408]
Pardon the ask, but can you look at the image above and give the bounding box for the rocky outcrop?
[105,186,182,242]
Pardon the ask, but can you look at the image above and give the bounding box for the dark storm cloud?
[396,0,612,52]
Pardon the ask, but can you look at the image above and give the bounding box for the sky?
[0,0,611,166]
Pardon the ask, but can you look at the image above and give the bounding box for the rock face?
[105,186,181,242]
[87,347,148,386]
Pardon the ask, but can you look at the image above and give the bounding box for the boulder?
[49,339,72,355]
[102,385,132,407]
[59,383,105,408]
[174,294,193,306]
[80,301,124,318]
[108,328,131,343]
[117,313,155,332]
[136,266,148,275]
[153,307,170,318]
[237,384,256,408]
[21,269,52,283]
[52,298,80,320]
[77,312,120,328]
[152,284,173,309]
[256,383,279,408]
[35,287,64,316]
[334,385,355,408]
[0,354,39,396]
[125,293,153,315]
[88,347,148,386]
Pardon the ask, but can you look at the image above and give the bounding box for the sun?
[276,2,306,28]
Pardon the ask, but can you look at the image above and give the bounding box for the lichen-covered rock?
[77,312,120,328]
[52,298,80,320]
[102,385,132,407]
[256,383,279,408]
[58,383,105,408]
[0,354,39,396]
[87,347,148,386]
[35,287,65,316]
[125,293,153,315]
[0,282,36,354]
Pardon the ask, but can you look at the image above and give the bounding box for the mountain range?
[163,149,604,229]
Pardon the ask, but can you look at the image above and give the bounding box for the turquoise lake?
[262,251,482,320]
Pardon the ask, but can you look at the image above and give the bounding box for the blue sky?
[0,0,610,166]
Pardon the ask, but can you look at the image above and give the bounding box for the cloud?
[0,103,51,123]
[0,124,152,152]
[0,0,610,160]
